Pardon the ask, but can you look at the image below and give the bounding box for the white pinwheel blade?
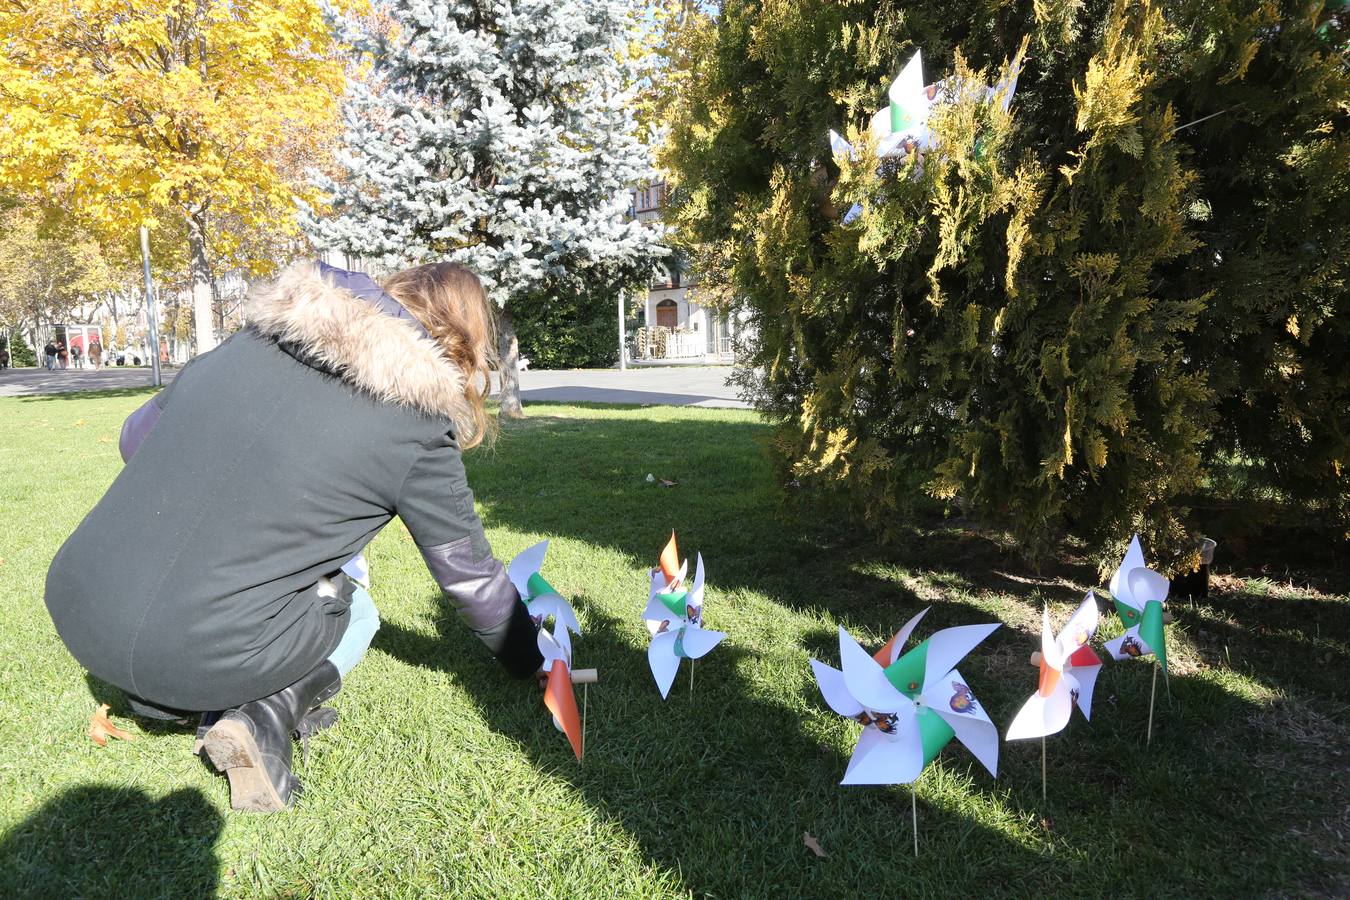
[809,660,864,718]
[528,593,580,638]
[1056,591,1100,659]
[924,668,999,777]
[922,623,1001,687]
[648,630,681,700]
[1127,567,1169,607]
[829,129,855,160]
[1110,535,1147,609]
[676,624,725,660]
[1005,680,1073,741]
[1040,606,1062,669]
[839,627,909,712]
[641,597,673,636]
[647,568,665,603]
[508,540,549,598]
[878,607,931,666]
[340,551,370,589]
[1067,649,1102,719]
[842,713,924,785]
[888,51,928,137]
[685,553,705,619]
[1105,626,1155,661]
[537,626,570,668]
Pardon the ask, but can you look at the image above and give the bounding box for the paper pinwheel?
[809,610,1001,784]
[642,532,726,700]
[828,50,1023,164]
[1006,593,1103,741]
[509,541,585,759]
[1103,534,1169,674]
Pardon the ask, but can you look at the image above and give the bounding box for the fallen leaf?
[660,478,678,488]
[74,419,86,427]
[98,437,112,444]
[803,831,827,858]
[88,703,134,746]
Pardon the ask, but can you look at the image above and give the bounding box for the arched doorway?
[655,299,678,329]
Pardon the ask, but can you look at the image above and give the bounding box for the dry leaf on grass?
[88,703,134,746]
[803,831,827,858]
[660,478,679,488]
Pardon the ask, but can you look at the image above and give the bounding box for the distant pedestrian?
[44,341,57,370]
[0,347,10,369]
[71,343,83,369]
[89,339,103,370]
[57,340,68,369]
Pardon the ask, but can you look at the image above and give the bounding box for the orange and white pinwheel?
[1005,593,1103,741]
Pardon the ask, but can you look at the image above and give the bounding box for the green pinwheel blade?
[883,639,929,699]
[1141,599,1167,671]
[917,708,956,769]
[527,572,559,600]
[1113,596,1141,628]
[890,100,911,133]
[657,588,688,618]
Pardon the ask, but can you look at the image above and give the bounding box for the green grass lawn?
[1,390,1347,897]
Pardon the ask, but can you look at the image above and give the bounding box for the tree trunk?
[497,306,524,419]
[185,211,217,355]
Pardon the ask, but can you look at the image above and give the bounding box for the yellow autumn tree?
[0,0,351,354]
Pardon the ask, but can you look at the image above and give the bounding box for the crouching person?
[44,261,542,812]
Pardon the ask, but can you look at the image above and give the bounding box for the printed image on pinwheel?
[1006,593,1103,742]
[809,609,1001,785]
[509,541,584,759]
[641,532,725,700]
[1103,534,1169,675]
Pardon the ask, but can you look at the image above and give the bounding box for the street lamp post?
[618,288,626,372]
[139,225,162,388]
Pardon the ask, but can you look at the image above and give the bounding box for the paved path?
[508,367,749,409]
[2,365,750,409]
[0,367,175,396]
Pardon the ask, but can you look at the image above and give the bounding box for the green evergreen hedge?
[664,0,1348,567]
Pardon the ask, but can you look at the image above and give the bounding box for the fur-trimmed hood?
[247,261,474,434]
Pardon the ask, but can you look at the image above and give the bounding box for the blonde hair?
[383,262,497,449]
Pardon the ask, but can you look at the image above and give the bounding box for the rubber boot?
[202,661,341,812]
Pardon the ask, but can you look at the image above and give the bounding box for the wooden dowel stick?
[912,787,919,857]
[581,682,588,759]
[570,668,599,684]
[690,659,695,696]
[1041,735,1047,801]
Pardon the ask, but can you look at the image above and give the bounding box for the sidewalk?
[2,365,750,409]
[0,367,173,397]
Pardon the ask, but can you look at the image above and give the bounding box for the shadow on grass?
[0,786,224,897]
[373,591,1060,895]
[15,386,163,403]
[370,580,1337,895]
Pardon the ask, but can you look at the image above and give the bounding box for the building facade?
[629,181,741,365]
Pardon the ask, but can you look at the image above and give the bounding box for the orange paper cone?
[659,531,682,589]
[544,659,583,760]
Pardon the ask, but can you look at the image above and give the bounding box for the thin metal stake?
[1146,663,1158,746]
[690,659,695,696]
